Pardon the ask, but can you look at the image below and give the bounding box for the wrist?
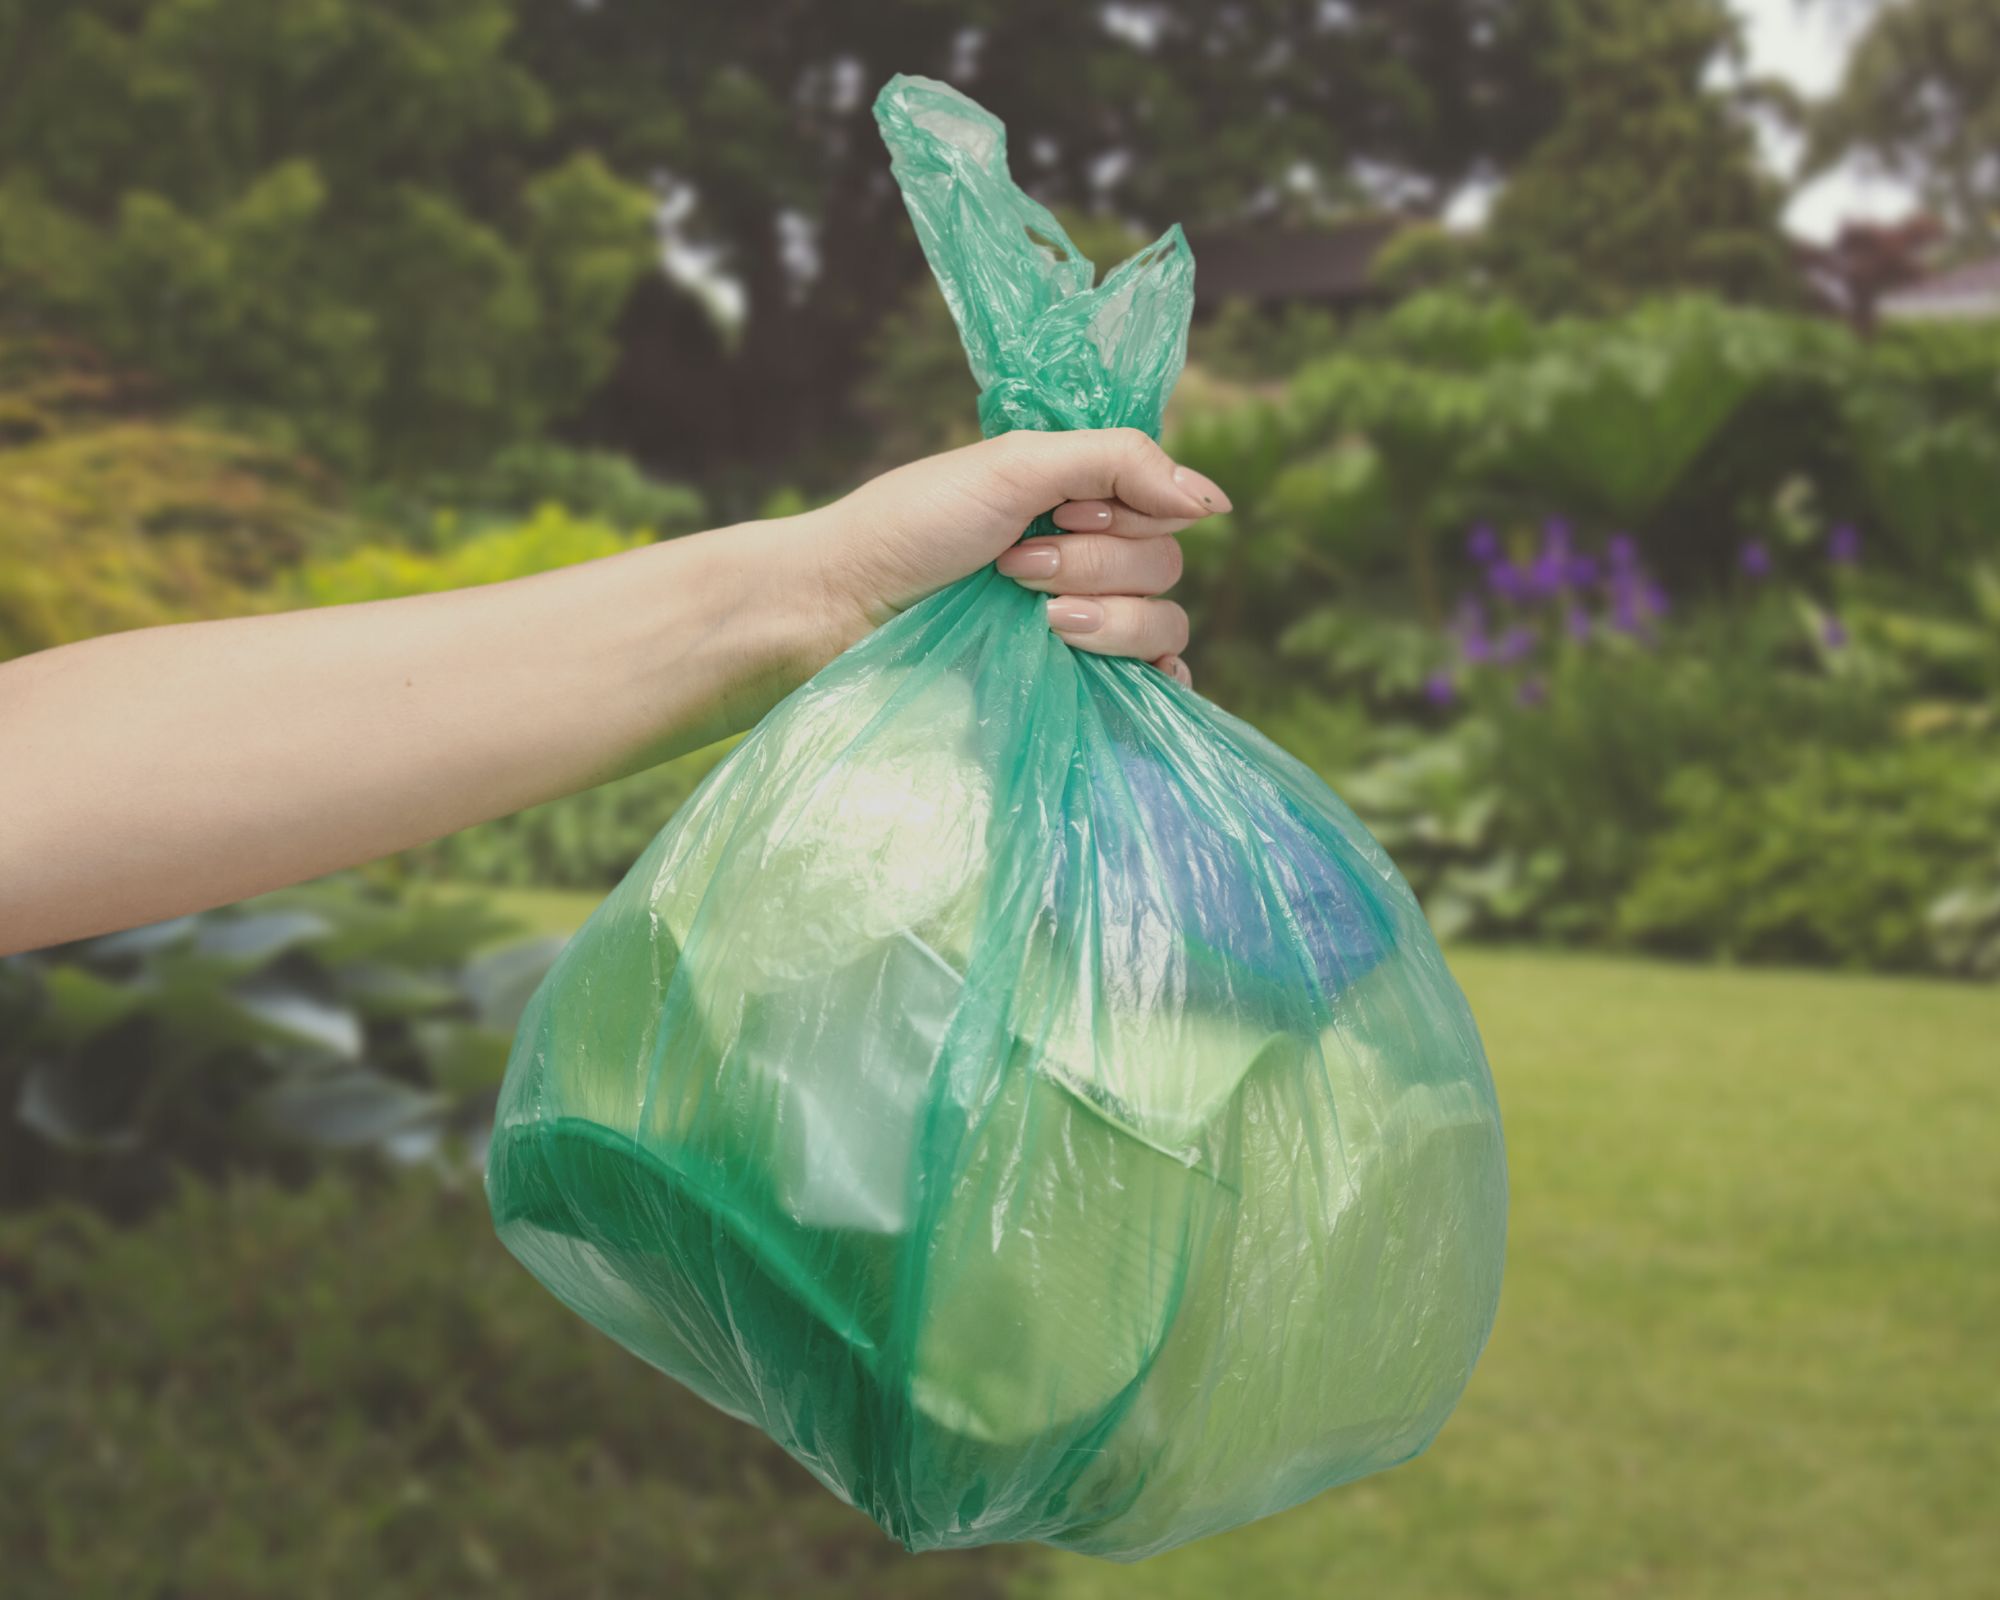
[645,511,873,735]
[755,508,881,671]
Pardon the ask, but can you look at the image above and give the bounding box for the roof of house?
[1881,254,2000,321]
[1185,218,1408,305]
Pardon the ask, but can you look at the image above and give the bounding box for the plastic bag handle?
[874,74,1194,441]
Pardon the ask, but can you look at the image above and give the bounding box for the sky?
[1734,0,1918,241]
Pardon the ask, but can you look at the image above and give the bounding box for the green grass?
[1028,950,2000,1600]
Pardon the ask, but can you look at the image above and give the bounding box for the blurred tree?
[1368,220,1491,299]
[516,0,1568,497]
[1481,0,1796,314]
[0,0,658,476]
[1807,0,2000,250]
[0,2,1582,493]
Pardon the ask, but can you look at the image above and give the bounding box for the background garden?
[3,2,1996,1595]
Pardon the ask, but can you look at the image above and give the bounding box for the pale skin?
[0,427,1229,956]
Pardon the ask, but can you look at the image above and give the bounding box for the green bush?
[1928,854,2000,980]
[0,1171,1014,1599]
[1317,583,1891,940]
[0,337,367,659]
[1620,738,2000,970]
[399,746,732,890]
[1166,292,2000,706]
[289,504,652,608]
[0,879,558,1216]
[358,442,708,548]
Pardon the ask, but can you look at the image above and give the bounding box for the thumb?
[975,428,1231,523]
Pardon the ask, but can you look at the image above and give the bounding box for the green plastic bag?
[487,74,1506,1561]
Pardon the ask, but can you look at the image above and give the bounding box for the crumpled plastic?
[486,73,1506,1561]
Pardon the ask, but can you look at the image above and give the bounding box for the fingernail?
[996,543,1061,579]
[1046,597,1104,635]
[1052,501,1114,531]
[1160,655,1193,687]
[1172,465,1232,513]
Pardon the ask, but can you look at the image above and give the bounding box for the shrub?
[0,879,559,1217]
[0,1171,1015,1598]
[1928,854,2000,980]
[358,442,708,548]
[399,746,732,890]
[0,338,361,658]
[289,504,652,608]
[1620,739,2000,971]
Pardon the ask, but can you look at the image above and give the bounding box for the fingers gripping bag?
[486,74,1506,1561]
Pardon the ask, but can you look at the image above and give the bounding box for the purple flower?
[1828,524,1861,565]
[1822,615,1848,649]
[1639,580,1670,618]
[1466,524,1500,563]
[1542,517,1573,557]
[1424,670,1456,707]
[1494,625,1538,664]
[1516,675,1547,708]
[1486,560,1527,602]
[1454,597,1492,663]
[1739,540,1771,579]
[1566,555,1600,587]
[1564,605,1592,641]
[1528,550,1569,599]
[1609,587,1640,634]
[1607,533,1639,572]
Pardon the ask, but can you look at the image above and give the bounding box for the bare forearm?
[0,429,1226,955]
[0,514,850,953]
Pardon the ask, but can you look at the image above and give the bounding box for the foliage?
[1337,615,1889,945]
[1928,854,2000,979]
[1367,221,1489,300]
[1808,0,2000,250]
[360,443,708,548]
[1482,0,1797,314]
[1188,299,1350,384]
[397,747,732,890]
[0,0,657,476]
[1842,322,2000,579]
[853,276,999,469]
[289,504,653,608]
[0,879,561,1217]
[522,0,1566,486]
[0,1170,1015,1599]
[1277,508,2000,973]
[1487,298,1824,527]
[1620,738,2000,971]
[1168,291,2000,709]
[0,337,364,657]
[0,0,1582,491]
[1171,294,1826,662]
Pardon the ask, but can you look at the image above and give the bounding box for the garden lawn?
[1026,949,2000,1600]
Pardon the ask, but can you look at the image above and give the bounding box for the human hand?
[807,429,1230,686]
